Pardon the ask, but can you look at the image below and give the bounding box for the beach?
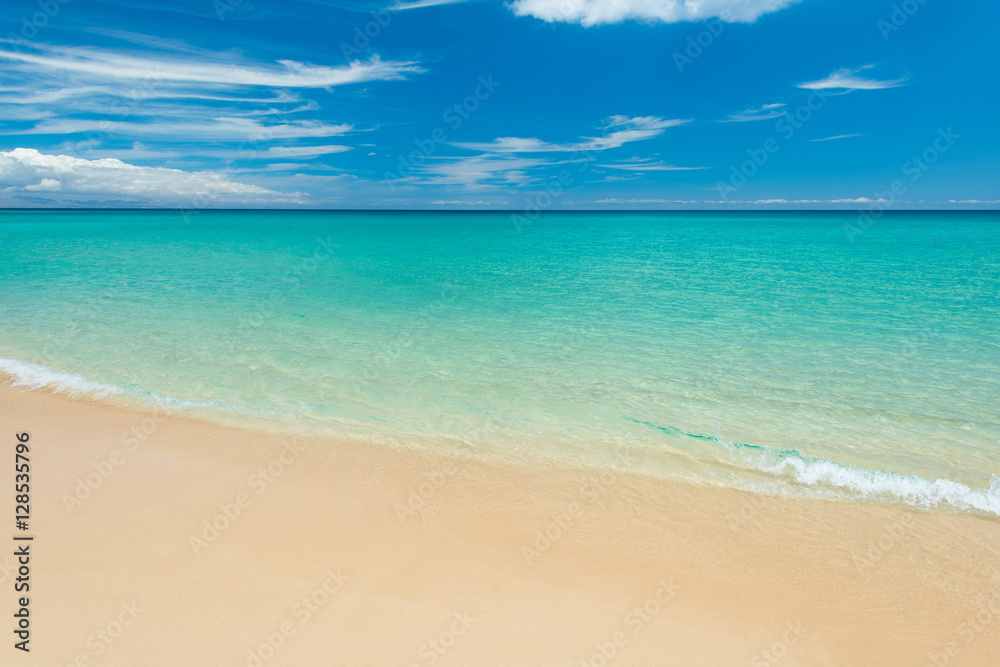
[1,210,998,665]
[0,0,998,659]
[4,380,999,666]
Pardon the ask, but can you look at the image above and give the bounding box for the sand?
[1,380,999,666]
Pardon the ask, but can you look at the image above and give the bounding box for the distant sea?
[2,210,998,515]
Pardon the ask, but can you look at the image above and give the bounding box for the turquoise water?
[2,210,998,514]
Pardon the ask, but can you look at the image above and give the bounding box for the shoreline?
[2,381,999,665]
[5,355,999,523]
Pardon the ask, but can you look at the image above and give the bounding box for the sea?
[2,209,998,515]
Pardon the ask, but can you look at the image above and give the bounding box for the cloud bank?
[0,148,298,203]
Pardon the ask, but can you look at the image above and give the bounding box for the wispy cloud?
[388,0,470,10]
[429,200,511,205]
[0,86,306,106]
[265,145,352,157]
[594,198,669,203]
[720,198,891,204]
[0,39,423,175]
[402,154,549,188]
[399,117,690,189]
[55,142,351,162]
[0,43,422,89]
[453,116,688,153]
[722,103,786,122]
[598,156,705,171]
[810,134,862,142]
[508,0,800,27]
[601,174,644,181]
[590,197,939,206]
[16,117,354,140]
[798,66,906,91]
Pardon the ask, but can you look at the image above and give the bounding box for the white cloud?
[509,0,800,27]
[809,134,862,142]
[452,137,555,153]
[599,157,705,171]
[0,44,422,89]
[0,85,111,105]
[230,162,334,172]
[453,116,688,153]
[0,85,308,107]
[400,117,689,189]
[0,148,297,203]
[417,154,546,187]
[18,117,354,140]
[429,200,511,205]
[722,198,891,204]
[948,199,1000,204]
[594,198,668,203]
[61,142,352,162]
[0,41,424,170]
[389,0,469,10]
[23,177,62,191]
[588,197,921,206]
[264,145,352,157]
[723,103,786,122]
[798,66,906,91]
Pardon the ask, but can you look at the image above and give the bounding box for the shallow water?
[2,209,998,514]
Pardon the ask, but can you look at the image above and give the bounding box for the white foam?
[0,357,211,410]
[723,435,1000,516]
[0,357,125,398]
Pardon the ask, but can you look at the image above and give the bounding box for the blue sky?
[0,0,997,208]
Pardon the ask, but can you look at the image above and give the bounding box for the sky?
[0,0,997,209]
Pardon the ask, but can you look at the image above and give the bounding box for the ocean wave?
[637,418,1000,517]
[735,445,1000,517]
[0,357,125,397]
[0,357,209,410]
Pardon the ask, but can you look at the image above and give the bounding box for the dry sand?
[1,381,999,666]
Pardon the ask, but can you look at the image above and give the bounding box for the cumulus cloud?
[798,66,907,91]
[23,177,62,191]
[508,0,800,27]
[0,148,298,203]
[453,116,688,153]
